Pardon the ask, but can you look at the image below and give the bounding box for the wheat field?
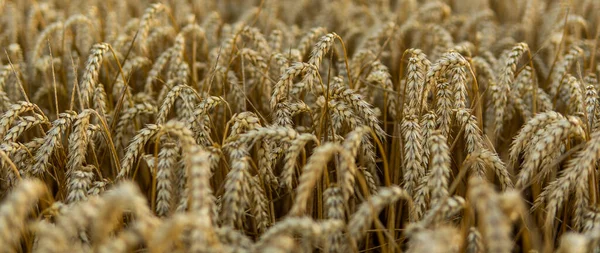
[0,0,599,252]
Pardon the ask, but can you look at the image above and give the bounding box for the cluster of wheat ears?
[1,0,600,252]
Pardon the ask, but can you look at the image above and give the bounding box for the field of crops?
[0,0,599,252]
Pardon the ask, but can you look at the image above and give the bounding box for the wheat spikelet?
[220,156,251,228]
[145,213,190,253]
[330,85,386,141]
[188,96,225,146]
[114,102,156,148]
[435,81,453,138]
[117,124,162,180]
[359,167,378,195]
[509,65,534,119]
[289,143,352,216]
[362,21,396,50]
[5,44,22,69]
[533,87,554,112]
[167,33,187,82]
[257,140,278,188]
[425,51,469,110]
[537,131,600,231]
[118,121,196,180]
[273,100,310,127]
[401,112,425,195]
[225,125,297,150]
[268,30,283,52]
[423,195,465,226]
[493,42,529,136]
[3,114,48,142]
[183,146,221,252]
[242,26,272,56]
[4,138,43,179]
[240,48,269,76]
[456,108,484,153]
[584,84,598,131]
[281,133,319,190]
[296,27,327,58]
[584,73,598,95]
[79,43,110,109]
[250,174,271,232]
[510,93,533,122]
[516,116,584,189]
[548,45,583,98]
[64,109,95,203]
[420,111,437,170]
[272,52,295,76]
[156,84,199,125]
[144,24,176,52]
[340,126,372,199]
[350,48,376,77]
[449,59,469,110]
[271,62,316,109]
[0,67,12,94]
[582,206,600,233]
[66,110,92,173]
[88,179,109,197]
[32,219,73,253]
[470,149,514,190]
[229,111,262,137]
[213,23,244,68]
[0,91,11,111]
[65,164,96,204]
[156,141,178,217]
[225,126,297,187]
[93,84,109,118]
[144,48,174,95]
[404,49,431,112]
[508,111,564,170]
[138,3,167,54]
[0,101,40,141]
[48,196,103,251]
[31,111,77,175]
[316,96,363,136]
[426,131,451,205]
[63,14,94,56]
[367,61,397,118]
[561,74,584,114]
